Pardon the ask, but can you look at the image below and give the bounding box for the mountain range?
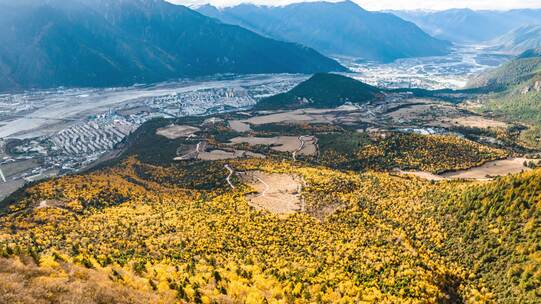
[0,0,345,92]
[197,1,452,63]
[392,9,541,43]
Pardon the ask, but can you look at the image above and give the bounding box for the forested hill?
[255,73,384,110]
[0,0,345,92]
[435,169,541,302]
[469,49,541,148]
[198,1,451,63]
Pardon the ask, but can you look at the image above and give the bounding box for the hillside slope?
[468,49,541,147]
[435,169,541,302]
[0,0,344,92]
[467,49,541,90]
[198,1,451,63]
[0,115,538,302]
[255,73,384,110]
[490,25,541,55]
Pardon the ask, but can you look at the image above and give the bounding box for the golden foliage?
[0,157,537,303]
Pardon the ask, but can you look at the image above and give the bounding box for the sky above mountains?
[171,0,541,10]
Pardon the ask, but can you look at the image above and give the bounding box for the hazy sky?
[170,0,541,10]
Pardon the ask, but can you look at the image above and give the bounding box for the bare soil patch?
[397,171,446,181]
[37,199,64,209]
[174,141,265,161]
[387,104,439,121]
[229,106,367,132]
[197,150,265,161]
[434,116,508,129]
[228,120,251,132]
[156,125,200,139]
[399,158,532,181]
[246,111,315,125]
[240,171,302,215]
[385,100,507,130]
[1,159,39,177]
[297,136,318,156]
[230,136,317,155]
[441,158,532,180]
[230,109,337,129]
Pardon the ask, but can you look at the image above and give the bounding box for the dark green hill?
[0,0,345,92]
[198,1,451,63]
[255,73,384,110]
[518,48,541,59]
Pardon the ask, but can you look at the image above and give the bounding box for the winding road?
[224,164,236,189]
[0,167,6,183]
[175,141,204,161]
[255,176,270,198]
[195,141,203,153]
[292,135,310,161]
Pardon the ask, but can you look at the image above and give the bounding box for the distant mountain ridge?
[391,9,541,43]
[0,0,345,92]
[255,73,384,110]
[490,25,541,55]
[198,1,451,63]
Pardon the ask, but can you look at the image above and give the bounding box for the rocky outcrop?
[521,80,541,94]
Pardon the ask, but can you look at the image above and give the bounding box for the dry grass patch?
[230,136,317,156]
[0,257,159,304]
[240,171,303,215]
[156,124,200,139]
[228,120,251,132]
[197,150,265,161]
[441,158,532,180]
[434,116,508,129]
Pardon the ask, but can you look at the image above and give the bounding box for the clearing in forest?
[399,158,533,181]
[230,136,317,156]
[441,157,532,180]
[239,171,303,215]
[156,125,200,139]
[197,150,265,161]
[385,100,508,129]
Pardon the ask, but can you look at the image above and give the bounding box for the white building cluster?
[50,119,135,155]
[148,87,256,117]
